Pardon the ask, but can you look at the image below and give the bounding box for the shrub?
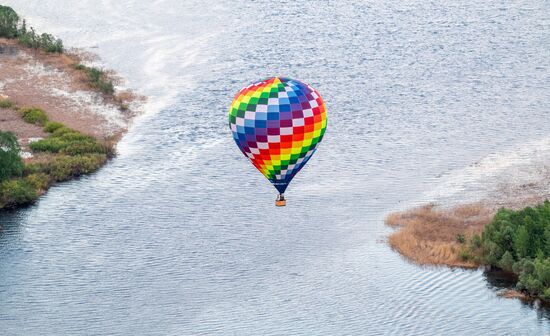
[0,98,15,108]
[470,234,482,249]
[459,249,471,261]
[29,137,66,153]
[456,233,466,244]
[0,5,19,38]
[20,107,48,125]
[97,80,115,95]
[30,126,107,156]
[43,121,64,133]
[25,173,50,191]
[0,178,38,208]
[0,131,24,181]
[74,64,115,94]
[27,154,107,182]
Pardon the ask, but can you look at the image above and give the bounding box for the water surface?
[1,1,549,335]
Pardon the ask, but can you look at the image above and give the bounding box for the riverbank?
[0,9,141,210]
[386,157,550,302]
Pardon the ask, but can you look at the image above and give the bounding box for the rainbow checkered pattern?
[229,77,327,193]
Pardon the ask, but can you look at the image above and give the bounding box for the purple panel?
[290,103,302,111]
[292,110,304,118]
[280,112,292,120]
[280,119,292,127]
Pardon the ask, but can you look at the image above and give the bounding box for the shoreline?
[385,168,550,303]
[0,21,141,210]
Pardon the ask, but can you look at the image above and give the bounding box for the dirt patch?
[0,38,139,144]
[0,107,46,149]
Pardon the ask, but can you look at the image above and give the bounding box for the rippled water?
[1,1,550,335]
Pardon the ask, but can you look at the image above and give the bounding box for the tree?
[0,5,19,38]
[499,251,515,273]
[513,226,529,259]
[0,131,23,181]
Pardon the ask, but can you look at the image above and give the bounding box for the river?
[1,1,549,335]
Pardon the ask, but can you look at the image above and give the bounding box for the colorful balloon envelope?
[228,77,327,203]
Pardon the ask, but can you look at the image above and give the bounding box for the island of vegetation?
[387,196,550,302]
[0,5,140,210]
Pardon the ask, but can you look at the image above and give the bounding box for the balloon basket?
[275,194,286,207]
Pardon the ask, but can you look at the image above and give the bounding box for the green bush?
[459,249,471,261]
[25,173,50,190]
[43,121,64,133]
[20,107,48,125]
[0,178,38,208]
[97,80,115,94]
[480,201,550,300]
[0,5,19,38]
[73,64,115,94]
[30,126,108,156]
[0,131,24,181]
[0,98,15,108]
[456,233,466,244]
[27,154,107,182]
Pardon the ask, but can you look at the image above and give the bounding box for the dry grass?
[386,203,494,267]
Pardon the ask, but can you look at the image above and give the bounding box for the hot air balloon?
[228,77,327,206]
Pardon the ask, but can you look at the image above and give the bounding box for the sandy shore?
[0,38,140,156]
[0,36,142,210]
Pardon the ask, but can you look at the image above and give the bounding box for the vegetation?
[0,177,37,208]
[386,201,550,301]
[0,5,19,38]
[474,202,550,300]
[18,23,63,53]
[20,107,48,125]
[30,124,111,156]
[26,154,106,182]
[0,131,24,181]
[0,106,112,209]
[0,98,15,108]
[385,203,491,267]
[0,5,63,53]
[43,121,64,133]
[73,64,115,94]
[2,6,119,96]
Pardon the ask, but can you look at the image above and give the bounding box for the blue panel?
[255,112,267,120]
[267,104,279,112]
